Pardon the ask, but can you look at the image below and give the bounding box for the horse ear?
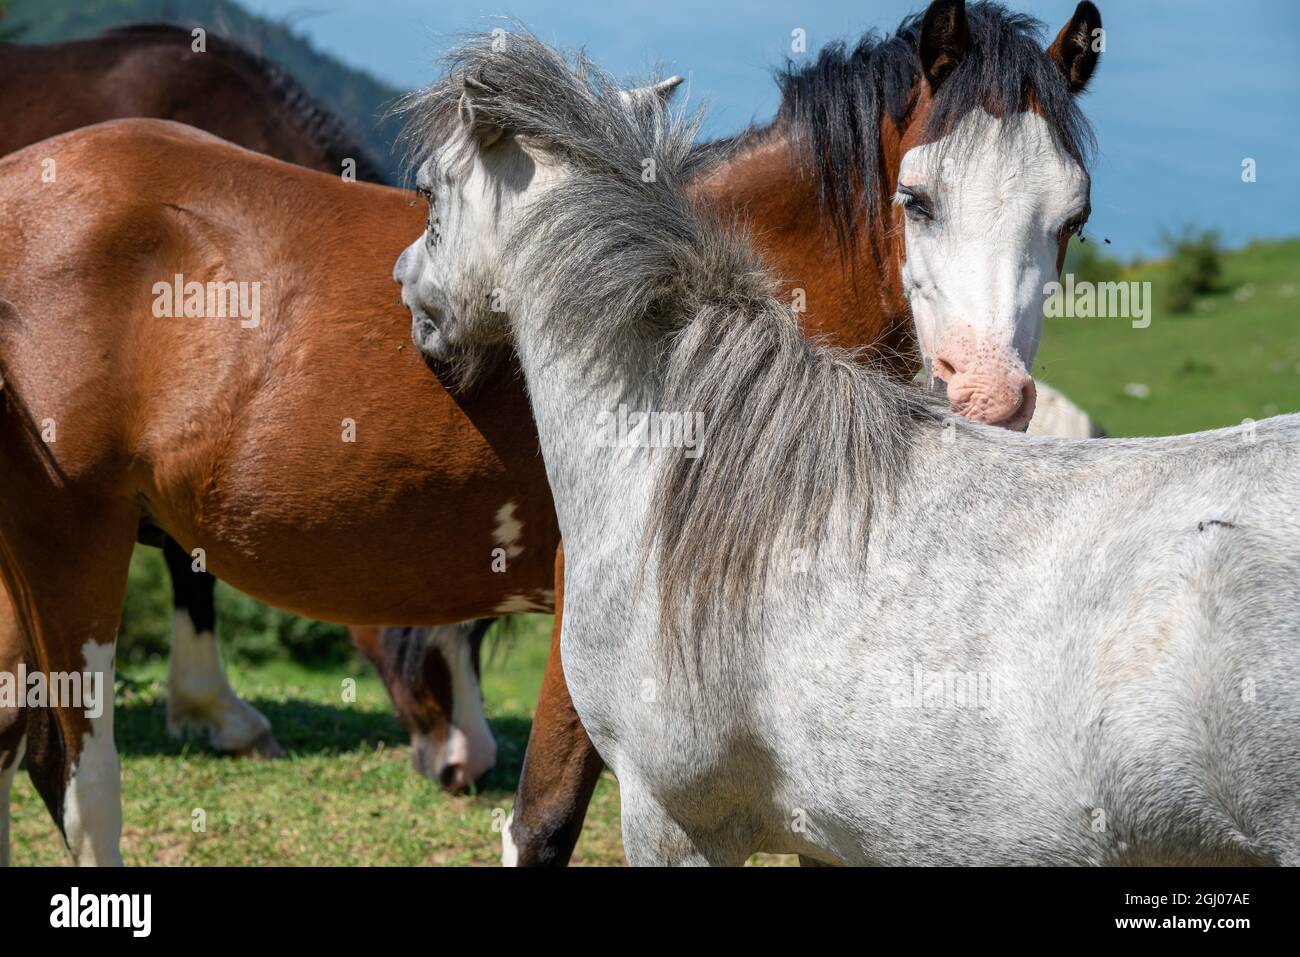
[619,76,684,110]
[918,0,970,92]
[459,74,504,149]
[1048,2,1103,94]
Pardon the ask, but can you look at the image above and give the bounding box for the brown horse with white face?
[504,0,1102,865]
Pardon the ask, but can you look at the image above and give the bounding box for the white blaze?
[897,109,1089,376]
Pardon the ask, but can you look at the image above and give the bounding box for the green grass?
[1034,238,1300,436]
[11,618,794,865]
[12,238,1297,866]
[10,616,632,866]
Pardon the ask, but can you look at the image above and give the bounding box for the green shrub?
[215,588,354,668]
[1161,226,1223,313]
[1062,235,1123,286]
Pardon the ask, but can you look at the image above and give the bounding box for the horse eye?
[895,185,933,221]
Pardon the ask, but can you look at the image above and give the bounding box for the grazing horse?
[0,22,506,771]
[506,0,1105,864]
[0,23,390,182]
[398,30,1300,866]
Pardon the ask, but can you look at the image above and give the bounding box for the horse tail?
[0,297,20,404]
[0,298,11,394]
[0,298,58,476]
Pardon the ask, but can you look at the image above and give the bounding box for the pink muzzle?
[932,335,1037,432]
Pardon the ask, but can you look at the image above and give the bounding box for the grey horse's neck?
[512,320,663,553]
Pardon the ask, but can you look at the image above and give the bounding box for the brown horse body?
[0,120,567,615]
[0,122,563,859]
[0,23,508,774]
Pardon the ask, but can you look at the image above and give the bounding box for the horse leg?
[0,496,138,866]
[161,538,282,758]
[618,779,743,866]
[504,543,604,866]
[0,581,26,866]
[0,732,24,868]
[797,854,837,866]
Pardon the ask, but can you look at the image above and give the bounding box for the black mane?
[773,2,1096,250]
[105,22,391,185]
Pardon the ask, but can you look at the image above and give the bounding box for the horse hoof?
[222,730,285,760]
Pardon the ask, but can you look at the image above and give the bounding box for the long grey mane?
[400,32,945,655]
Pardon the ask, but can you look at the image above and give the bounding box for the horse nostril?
[1012,378,1038,428]
[440,763,469,793]
[932,355,959,383]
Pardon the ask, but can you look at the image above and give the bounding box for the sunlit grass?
[1036,238,1300,437]
[9,617,629,866]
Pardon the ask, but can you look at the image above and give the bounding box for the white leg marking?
[167,611,272,752]
[501,809,519,867]
[63,640,123,866]
[444,632,497,781]
[1,734,26,868]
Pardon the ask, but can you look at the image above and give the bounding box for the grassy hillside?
[5,0,406,179]
[1035,238,1300,437]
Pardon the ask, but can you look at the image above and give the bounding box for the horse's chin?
[410,312,453,363]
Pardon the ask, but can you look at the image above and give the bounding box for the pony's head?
[781,0,1101,429]
[394,34,694,381]
[391,98,538,381]
[352,622,496,792]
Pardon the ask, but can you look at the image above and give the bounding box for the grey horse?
[394,31,1300,865]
